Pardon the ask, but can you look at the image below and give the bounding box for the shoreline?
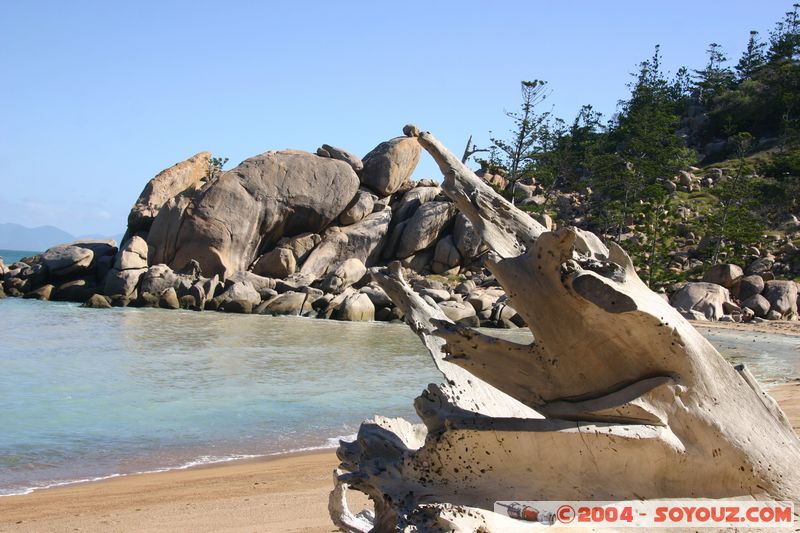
[1,382,798,532]
[690,318,800,337]
[0,432,358,499]
[0,448,360,533]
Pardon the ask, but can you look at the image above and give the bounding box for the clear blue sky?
[0,1,792,236]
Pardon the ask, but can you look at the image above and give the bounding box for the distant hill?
[76,232,124,243]
[0,223,122,252]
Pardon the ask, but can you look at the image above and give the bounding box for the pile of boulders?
[4,240,117,302]
[664,167,726,193]
[669,262,799,322]
[0,246,527,328]
[4,124,795,329]
[0,126,528,327]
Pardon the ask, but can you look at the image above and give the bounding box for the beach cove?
[1,294,799,530]
[0,384,796,532]
[0,298,443,498]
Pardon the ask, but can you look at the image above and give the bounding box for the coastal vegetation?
[484,5,800,288]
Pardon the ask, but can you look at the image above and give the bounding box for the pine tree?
[736,31,767,80]
[532,117,569,213]
[768,4,800,63]
[560,105,604,189]
[693,43,735,105]
[490,80,550,204]
[588,46,693,284]
[704,133,764,265]
[670,66,693,102]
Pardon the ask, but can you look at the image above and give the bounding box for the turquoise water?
[0,293,798,496]
[0,298,441,496]
[698,326,800,381]
[0,249,40,265]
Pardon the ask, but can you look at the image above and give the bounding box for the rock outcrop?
[9,123,797,337]
[127,152,211,234]
[147,150,360,278]
[299,208,391,280]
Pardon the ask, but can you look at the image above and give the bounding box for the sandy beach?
[0,449,368,533]
[0,380,797,532]
[691,319,800,337]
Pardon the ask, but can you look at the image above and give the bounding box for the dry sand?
[770,380,800,433]
[691,319,800,337]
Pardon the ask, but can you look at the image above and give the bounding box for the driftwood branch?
[330,126,800,531]
[460,134,489,163]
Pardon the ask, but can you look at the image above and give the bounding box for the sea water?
[0,298,442,496]
[0,290,799,496]
[0,249,39,265]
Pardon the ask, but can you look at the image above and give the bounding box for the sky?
[0,1,793,236]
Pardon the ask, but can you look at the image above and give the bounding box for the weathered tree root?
[329,128,800,532]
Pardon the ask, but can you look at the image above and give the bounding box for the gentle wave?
[0,433,358,497]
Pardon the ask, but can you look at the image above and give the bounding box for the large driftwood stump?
[329,128,800,532]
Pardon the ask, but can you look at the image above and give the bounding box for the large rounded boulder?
[762,280,798,319]
[360,136,421,197]
[395,201,456,258]
[669,282,731,321]
[734,274,765,301]
[40,240,117,279]
[147,150,360,278]
[701,263,743,289]
[40,245,94,278]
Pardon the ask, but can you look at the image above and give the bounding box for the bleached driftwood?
[330,128,800,532]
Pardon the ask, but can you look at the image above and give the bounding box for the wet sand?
[0,449,367,533]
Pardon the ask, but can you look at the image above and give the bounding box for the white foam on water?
[0,433,359,497]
